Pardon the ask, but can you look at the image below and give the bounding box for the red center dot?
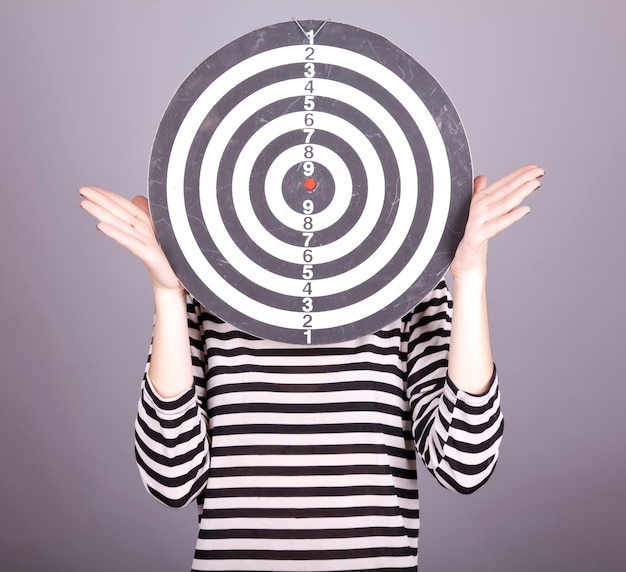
[304,178,317,191]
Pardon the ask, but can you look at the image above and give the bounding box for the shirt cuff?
[446,364,497,400]
[143,372,196,412]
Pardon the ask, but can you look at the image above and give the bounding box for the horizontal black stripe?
[208,400,407,418]
[140,397,198,429]
[450,388,499,415]
[194,546,417,561]
[412,341,450,364]
[406,357,448,387]
[207,361,404,377]
[142,468,211,509]
[407,321,450,354]
[207,463,416,480]
[451,408,502,433]
[444,453,497,477]
[435,463,495,495]
[136,414,202,448]
[201,485,419,501]
[200,327,261,343]
[192,565,416,572]
[210,422,410,439]
[199,525,419,540]
[210,443,416,460]
[208,380,406,399]
[205,342,403,359]
[200,505,419,521]
[135,430,206,468]
[136,445,209,488]
[445,423,504,454]
[375,326,404,340]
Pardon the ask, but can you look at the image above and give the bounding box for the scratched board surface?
[148,20,472,344]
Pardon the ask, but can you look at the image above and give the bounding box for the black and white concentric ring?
[149,20,472,344]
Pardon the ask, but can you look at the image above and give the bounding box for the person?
[79,164,543,571]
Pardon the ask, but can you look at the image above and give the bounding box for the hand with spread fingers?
[78,187,182,294]
[451,164,545,279]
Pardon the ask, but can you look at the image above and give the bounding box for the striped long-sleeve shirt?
[135,281,504,571]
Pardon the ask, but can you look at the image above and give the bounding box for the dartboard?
[148,19,472,345]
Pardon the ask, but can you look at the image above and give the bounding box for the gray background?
[1,1,624,570]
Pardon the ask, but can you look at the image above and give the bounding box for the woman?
[79,164,543,571]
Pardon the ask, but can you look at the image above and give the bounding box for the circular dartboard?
[148,19,472,345]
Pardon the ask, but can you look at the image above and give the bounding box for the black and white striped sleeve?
[134,295,211,508]
[404,281,504,494]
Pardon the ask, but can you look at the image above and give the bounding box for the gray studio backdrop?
[1,1,624,570]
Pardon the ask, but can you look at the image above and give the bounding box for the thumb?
[473,175,488,195]
[132,195,150,215]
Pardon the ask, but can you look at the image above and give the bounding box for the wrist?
[450,242,488,280]
[450,264,487,285]
[153,283,187,306]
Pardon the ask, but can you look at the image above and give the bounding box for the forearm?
[448,269,494,395]
[148,286,195,398]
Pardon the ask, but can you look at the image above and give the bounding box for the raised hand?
[451,165,544,279]
[446,165,543,394]
[79,187,182,293]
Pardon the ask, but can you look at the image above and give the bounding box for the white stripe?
[203,491,417,512]
[196,535,414,551]
[135,437,207,479]
[209,452,413,469]
[208,389,407,409]
[208,410,406,429]
[191,555,418,572]
[204,473,415,490]
[448,415,504,445]
[211,432,413,450]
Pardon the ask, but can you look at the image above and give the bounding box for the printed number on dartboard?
[302,31,316,344]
